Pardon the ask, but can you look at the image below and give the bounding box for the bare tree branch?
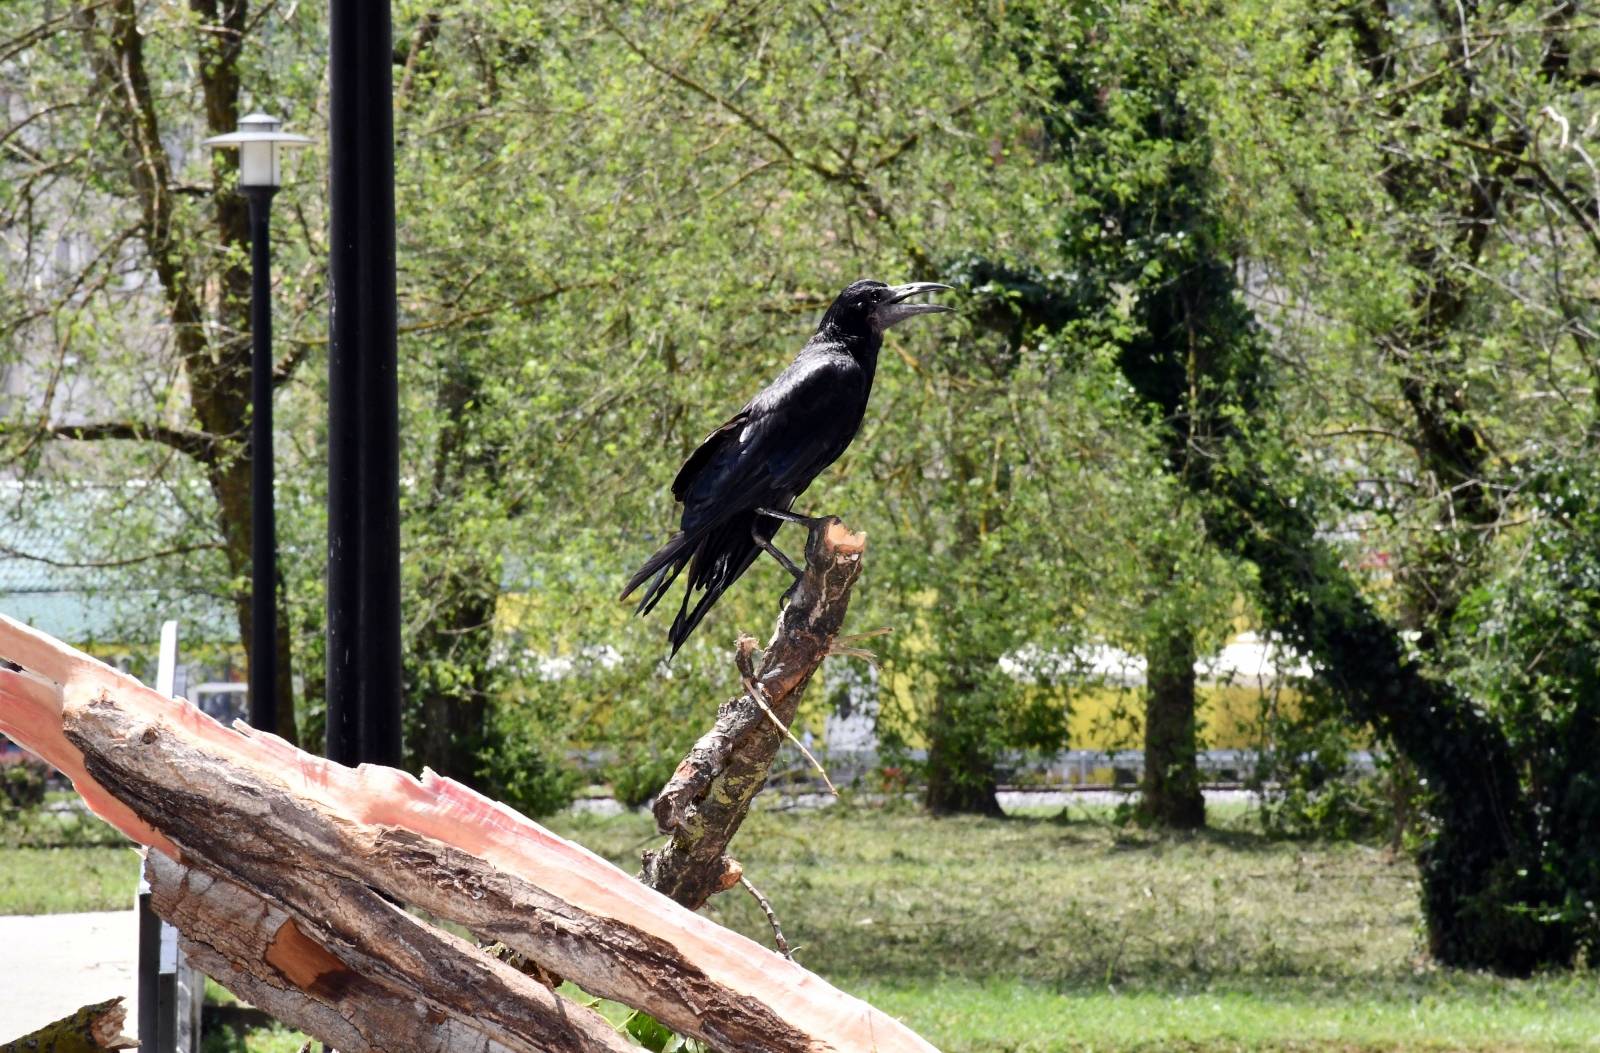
[0,540,224,570]
[8,420,221,463]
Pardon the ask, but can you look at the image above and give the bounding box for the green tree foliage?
[0,0,329,743]
[6,0,1600,973]
[965,0,1600,971]
[383,1,1146,809]
[1194,0,1600,971]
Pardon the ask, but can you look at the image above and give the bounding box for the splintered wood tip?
[716,856,745,891]
[824,520,867,555]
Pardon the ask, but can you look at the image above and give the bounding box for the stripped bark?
[0,613,935,1053]
[642,516,867,910]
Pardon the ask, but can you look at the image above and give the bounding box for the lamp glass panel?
[239,141,276,187]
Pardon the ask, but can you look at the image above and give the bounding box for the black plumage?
[621,278,952,655]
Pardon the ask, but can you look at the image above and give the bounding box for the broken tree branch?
[2,998,134,1051]
[741,637,840,797]
[0,612,934,1053]
[643,516,866,910]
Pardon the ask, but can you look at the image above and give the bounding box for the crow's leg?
[755,506,835,609]
[751,525,804,580]
[754,506,829,528]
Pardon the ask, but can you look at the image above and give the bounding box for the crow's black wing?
[673,354,864,534]
[671,412,749,503]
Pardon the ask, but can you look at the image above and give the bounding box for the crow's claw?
[779,578,801,610]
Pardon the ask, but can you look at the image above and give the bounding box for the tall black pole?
[245,185,279,736]
[326,0,402,766]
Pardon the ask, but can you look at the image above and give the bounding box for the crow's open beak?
[874,281,955,329]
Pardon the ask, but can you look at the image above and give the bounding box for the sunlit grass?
[1,793,140,915]
[848,973,1600,1052]
[550,804,1425,985]
[0,846,139,915]
[546,805,1600,1051]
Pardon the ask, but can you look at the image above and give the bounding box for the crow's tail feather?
[620,531,695,618]
[667,512,765,655]
[624,511,768,657]
[667,531,762,657]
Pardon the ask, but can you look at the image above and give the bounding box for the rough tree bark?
[643,516,867,909]
[1138,617,1204,830]
[3,998,135,1052]
[0,610,937,1053]
[143,852,629,1053]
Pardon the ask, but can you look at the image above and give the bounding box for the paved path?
[0,910,139,1041]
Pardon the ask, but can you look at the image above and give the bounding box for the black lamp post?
[203,113,310,733]
[326,0,403,768]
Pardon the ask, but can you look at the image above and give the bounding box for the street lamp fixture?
[202,113,310,736]
[203,111,311,188]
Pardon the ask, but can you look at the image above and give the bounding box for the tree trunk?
[410,358,497,781]
[85,0,300,746]
[413,570,494,782]
[923,681,1003,817]
[920,443,1007,819]
[1138,618,1204,829]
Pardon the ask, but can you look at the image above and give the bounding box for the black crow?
[621,279,953,655]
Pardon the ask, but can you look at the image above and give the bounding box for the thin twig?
[827,626,894,667]
[740,876,793,960]
[736,638,838,797]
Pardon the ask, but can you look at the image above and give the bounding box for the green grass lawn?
[1,793,141,915]
[545,804,1600,1052]
[5,796,1598,1050]
[0,844,140,915]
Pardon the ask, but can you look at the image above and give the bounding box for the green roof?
[0,482,234,646]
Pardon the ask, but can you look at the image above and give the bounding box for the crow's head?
[821,279,953,338]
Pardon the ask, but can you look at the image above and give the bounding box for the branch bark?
[643,516,867,910]
[0,612,935,1053]
[20,420,220,464]
[143,852,629,1053]
[3,998,134,1051]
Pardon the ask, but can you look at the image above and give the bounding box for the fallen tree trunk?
[0,598,935,1053]
[143,850,630,1053]
[644,516,867,909]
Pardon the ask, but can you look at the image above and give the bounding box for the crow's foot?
[751,525,804,579]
